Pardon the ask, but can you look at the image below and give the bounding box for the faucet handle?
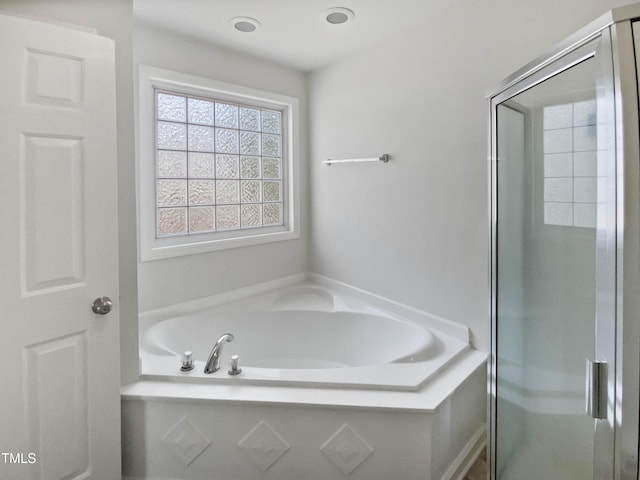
[181,351,194,371]
[228,354,242,375]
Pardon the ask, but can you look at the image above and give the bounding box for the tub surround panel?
[122,363,486,480]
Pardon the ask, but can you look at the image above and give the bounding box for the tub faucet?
[204,333,234,374]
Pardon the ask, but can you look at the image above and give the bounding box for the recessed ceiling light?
[229,16,261,33]
[322,7,355,25]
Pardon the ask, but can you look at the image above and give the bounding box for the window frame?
[137,65,300,261]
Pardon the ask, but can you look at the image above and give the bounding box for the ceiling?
[133,0,467,72]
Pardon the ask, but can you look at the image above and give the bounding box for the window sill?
[140,227,300,261]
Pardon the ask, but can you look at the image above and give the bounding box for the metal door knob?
[92,296,113,315]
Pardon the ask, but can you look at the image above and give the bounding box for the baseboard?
[440,423,486,480]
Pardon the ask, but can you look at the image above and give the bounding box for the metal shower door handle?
[585,359,607,419]
[92,296,113,315]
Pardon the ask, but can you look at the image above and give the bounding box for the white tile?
[574,177,596,203]
[574,125,597,151]
[544,153,572,177]
[573,100,596,126]
[544,128,572,153]
[544,104,573,130]
[574,203,596,228]
[574,151,596,177]
[544,202,572,226]
[544,178,572,202]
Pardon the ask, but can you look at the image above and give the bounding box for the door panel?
[494,56,604,479]
[0,14,120,480]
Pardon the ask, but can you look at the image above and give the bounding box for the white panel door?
[0,14,121,480]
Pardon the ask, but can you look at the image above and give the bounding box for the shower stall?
[488,5,640,479]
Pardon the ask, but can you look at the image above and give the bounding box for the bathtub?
[139,281,470,391]
[124,275,487,480]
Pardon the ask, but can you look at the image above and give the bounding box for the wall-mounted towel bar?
[323,154,389,166]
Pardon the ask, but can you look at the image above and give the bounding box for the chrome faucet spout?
[204,333,234,374]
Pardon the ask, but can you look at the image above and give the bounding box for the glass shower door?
[492,46,615,480]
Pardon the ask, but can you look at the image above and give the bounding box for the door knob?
[92,296,113,315]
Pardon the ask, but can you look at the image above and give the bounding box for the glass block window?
[155,91,284,237]
[542,100,597,228]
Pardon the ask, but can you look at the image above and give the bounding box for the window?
[138,66,299,260]
[542,100,597,228]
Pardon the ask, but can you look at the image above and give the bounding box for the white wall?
[134,22,310,312]
[308,0,631,351]
[0,0,140,384]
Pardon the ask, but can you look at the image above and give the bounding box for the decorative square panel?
[321,424,373,475]
[238,421,289,472]
[26,49,83,107]
[161,417,211,466]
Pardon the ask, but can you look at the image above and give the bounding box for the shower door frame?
[488,8,640,480]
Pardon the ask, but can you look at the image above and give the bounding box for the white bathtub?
[139,282,470,391]
[124,276,487,480]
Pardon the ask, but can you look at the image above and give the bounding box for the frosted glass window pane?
[544,203,572,226]
[574,203,596,228]
[215,103,238,128]
[216,205,240,230]
[158,151,187,178]
[262,110,281,134]
[188,125,214,152]
[157,180,187,206]
[188,98,214,125]
[240,107,260,131]
[157,93,186,122]
[543,128,572,153]
[240,131,261,155]
[574,126,597,151]
[215,128,239,154]
[544,153,572,177]
[157,121,187,150]
[158,207,187,235]
[241,204,262,228]
[189,206,215,232]
[543,104,572,130]
[574,100,596,126]
[263,203,282,225]
[262,134,281,157]
[188,153,215,178]
[263,181,281,202]
[240,156,261,179]
[188,180,215,205]
[262,158,281,179]
[574,177,596,203]
[241,180,261,203]
[216,180,240,204]
[574,151,597,177]
[544,178,572,202]
[216,154,239,178]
